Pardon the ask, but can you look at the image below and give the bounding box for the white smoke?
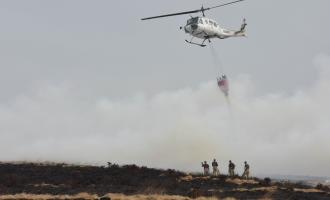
[0,55,330,177]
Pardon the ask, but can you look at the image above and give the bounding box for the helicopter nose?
[184,26,189,33]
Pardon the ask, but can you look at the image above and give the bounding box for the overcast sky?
[0,0,330,177]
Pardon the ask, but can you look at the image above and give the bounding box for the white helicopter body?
[142,0,247,47]
[183,17,246,46]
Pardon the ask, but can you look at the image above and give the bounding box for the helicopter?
[141,0,247,47]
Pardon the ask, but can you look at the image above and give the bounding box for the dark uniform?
[201,161,210,176]
[242,161,250,179]
[212,159,220,176]
[228,160,235,177]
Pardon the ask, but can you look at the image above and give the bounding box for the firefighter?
[242,161,250,179]
[228,160,235,177]
[201,161,210,176]
[212,159,220,176]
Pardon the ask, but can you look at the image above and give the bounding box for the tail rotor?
[240,18,247,32]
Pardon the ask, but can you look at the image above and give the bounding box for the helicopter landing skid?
[185,40,207,47]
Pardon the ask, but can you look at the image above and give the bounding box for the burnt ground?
[0,162,329,200]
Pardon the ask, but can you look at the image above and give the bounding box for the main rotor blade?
[141,0,245,21]
[141,9,204,20]
[209,0,245,10]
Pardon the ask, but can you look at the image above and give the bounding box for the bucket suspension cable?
[209,43,225,76]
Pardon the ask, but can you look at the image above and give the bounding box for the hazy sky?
[0,0,330,177]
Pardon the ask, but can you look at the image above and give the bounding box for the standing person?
[228,160,235,177]
[201,161,210,176]
[242,161,250,179]
[212,159,220,176]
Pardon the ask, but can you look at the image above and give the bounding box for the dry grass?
[179,175,212,182]
[232,187,274,192]
[293,188,325,193]
[225,178,259,185]
[105,193,222,200]
[0,193,230,200]
[0,192,98,200]
[179,175,194,181]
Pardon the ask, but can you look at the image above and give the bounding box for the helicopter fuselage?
[141,0,246,47]
[183,17,245,40]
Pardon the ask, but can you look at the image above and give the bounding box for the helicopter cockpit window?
[187,17,199,25]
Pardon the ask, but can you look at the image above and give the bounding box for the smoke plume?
[0,55,330,177]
